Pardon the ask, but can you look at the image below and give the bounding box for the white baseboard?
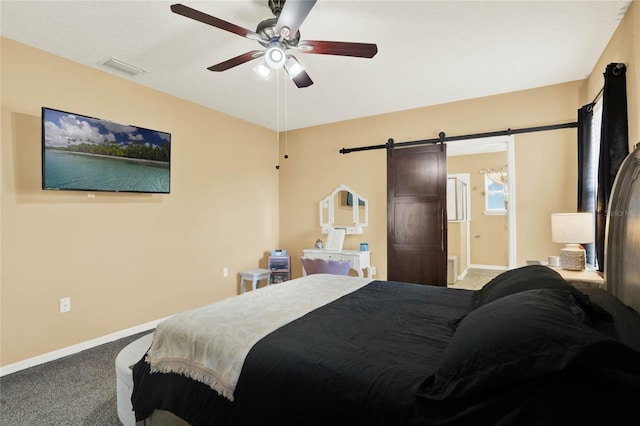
[0,316,170,377]
[469,264,509,271]
[457,268,469,281]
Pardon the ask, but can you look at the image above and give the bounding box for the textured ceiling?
[0,0,632,131]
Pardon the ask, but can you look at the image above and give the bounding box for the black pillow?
[474,265,612,321]
[419,289,640,400]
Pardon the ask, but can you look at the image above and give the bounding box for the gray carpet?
[1,331,152,426]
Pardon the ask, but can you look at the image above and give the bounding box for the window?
[483,169,507,214]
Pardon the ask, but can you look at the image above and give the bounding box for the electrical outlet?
[371,266,377,276]
[59,297,71,313]
[223,267,229,277]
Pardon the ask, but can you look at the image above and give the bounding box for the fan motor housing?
[256,17,300,47]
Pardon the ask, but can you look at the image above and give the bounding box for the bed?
[132,146,640,426]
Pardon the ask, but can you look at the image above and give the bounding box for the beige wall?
[1,38,279,366]
[279,81,581,280]
[2,1,638,368]
[279,1,639,281]
[586,0,639,149]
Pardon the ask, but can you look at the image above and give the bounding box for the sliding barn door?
[387,144,447,285]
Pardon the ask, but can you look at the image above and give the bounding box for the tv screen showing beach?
[42,107,171,194]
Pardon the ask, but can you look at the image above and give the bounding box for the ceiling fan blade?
[207,50,265,72]
[171,3,262,41]
[298,40,378,58]
[276,0,317,37]
[290,69,313,88]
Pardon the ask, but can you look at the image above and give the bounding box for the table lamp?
[551,212,594,270]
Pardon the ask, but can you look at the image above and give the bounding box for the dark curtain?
[596,63,629,271]
[577,103,595,266]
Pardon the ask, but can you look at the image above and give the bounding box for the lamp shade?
[551,213,594,244]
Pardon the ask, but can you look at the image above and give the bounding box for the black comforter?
[132,269,640,426]
[133,280,474,425]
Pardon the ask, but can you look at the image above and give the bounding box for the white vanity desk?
[306,184,374,278]
[302,248,372,278]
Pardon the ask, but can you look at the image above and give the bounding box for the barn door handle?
[441,209,446,251]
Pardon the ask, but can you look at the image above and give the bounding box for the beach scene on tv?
[42,108,171,193]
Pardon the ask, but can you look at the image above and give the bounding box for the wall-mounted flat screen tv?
[42,107,171,194]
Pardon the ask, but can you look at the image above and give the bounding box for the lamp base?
[560,244,585,271]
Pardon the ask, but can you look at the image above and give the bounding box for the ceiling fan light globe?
[253,62,271,80]
[265,46,286,69]
[284,57,304,77]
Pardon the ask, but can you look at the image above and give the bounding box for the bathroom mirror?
[319,184,368,234]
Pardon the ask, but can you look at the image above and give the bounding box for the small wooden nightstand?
[549,266,605,289]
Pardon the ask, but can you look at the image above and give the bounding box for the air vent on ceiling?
[99,57,146,77]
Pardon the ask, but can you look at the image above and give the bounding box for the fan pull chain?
[275,68,281,169]
[284,73,289,160]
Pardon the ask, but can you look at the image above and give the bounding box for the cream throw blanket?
[146,274,372,401]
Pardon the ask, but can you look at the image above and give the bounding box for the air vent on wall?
[99,57,146,77]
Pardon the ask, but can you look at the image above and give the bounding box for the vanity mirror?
[319,184,368,234]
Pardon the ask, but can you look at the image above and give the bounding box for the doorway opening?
[446,135,516,281]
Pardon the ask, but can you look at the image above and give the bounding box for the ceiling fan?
[170,0,378,88]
